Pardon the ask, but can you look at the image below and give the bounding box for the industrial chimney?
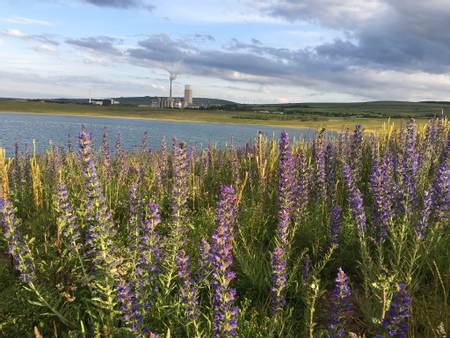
[169,73,177,99]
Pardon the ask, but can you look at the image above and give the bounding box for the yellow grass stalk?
[30,140,43,209]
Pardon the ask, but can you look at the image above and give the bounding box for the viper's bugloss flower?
[171,139,189,230]
[293,149,309,222]
[325,143,336,204]
[271,246,287,311]
[211,185,238,337]
[101,127,111,170]
[176,249,199,321]
[351,124,364,181]
[198,238,212,281]
[79,128,116,269]
[128,180,142,229]
[314,130,327,200]
[271,131,294,313]
[343,163,367,236]
[137,202,161,294]
[326,267,352,338]
[0,197,35,282]
[416,189,433,239]
[330,204,342,246]
[380,283,411,337]
[432,145,449,224]
[56,182,81,252]
[117,279,143,332]
[402,120,419,214]
[370,157,391,241]
[276,131,294,247]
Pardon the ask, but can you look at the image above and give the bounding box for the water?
[0,112,322,155]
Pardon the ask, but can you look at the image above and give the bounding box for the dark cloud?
[193,34,216,43]
[124,32,450,100]
[259,0,450,73]
[67,0,450,101]
[128,34,193,65]
[66,36,123,55]
[127,34,344,85]
[81,0,154,10]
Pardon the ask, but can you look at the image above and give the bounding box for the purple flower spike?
[401,120,419,215]
[326,267,352,338]
[79,128,116,270]
[380,283,411,337]
[137,202,161,292]
[330,204,342,246]
[211,185,238,338]
[176,249,199,321]
[117,279,143,332]
[343,163,367,236]
[432,147,449,224]
[172,140,189,230]
[271,131,294,313]
[0,197,35,282]
[370,156,392,241]
[416,189,433,240]
[56,182,81,253]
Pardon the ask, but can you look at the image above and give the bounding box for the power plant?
[150,74,196,109]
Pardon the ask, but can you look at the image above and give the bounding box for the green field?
[1,99,448,133]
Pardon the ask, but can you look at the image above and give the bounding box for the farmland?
[0,116,449,337]
[1,99,449,133]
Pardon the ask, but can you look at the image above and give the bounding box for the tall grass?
[0,117,448,337]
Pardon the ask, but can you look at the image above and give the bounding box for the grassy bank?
[0,99,441,133]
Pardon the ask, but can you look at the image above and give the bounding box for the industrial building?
[149,80,195,109]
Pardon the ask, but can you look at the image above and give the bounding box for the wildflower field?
[0,117,448,337]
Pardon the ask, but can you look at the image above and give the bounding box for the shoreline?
[0,109,426,134]
[0,110,325,131]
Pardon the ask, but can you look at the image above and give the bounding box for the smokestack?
[169,73,177,99]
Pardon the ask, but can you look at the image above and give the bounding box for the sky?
[0,0,450,103]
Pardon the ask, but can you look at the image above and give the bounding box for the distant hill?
[220,100,450,118]
[37,96,236,106]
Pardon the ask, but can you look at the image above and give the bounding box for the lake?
[0,112,323,155]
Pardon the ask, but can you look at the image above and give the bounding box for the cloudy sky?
[1,0,449,103]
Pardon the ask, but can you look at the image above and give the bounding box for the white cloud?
[2,28,28,38]
[4,16,53,26]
